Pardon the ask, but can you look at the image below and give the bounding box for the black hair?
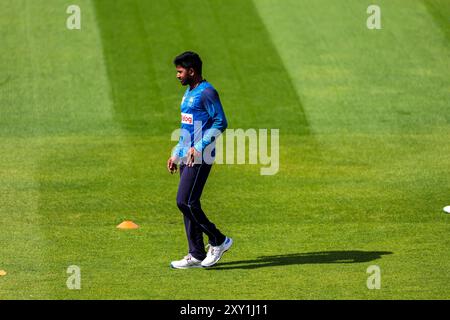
[173,51,202,75]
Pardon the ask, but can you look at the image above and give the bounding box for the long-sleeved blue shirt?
[172,80,228,159]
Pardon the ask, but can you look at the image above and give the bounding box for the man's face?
[176,66,193,86]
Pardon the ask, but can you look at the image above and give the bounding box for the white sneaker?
[170,254,203,269]
[201,237,233,267]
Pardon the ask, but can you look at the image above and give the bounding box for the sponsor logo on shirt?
[181,112,193,125]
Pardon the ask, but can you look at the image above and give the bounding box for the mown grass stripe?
[93,0,310,135]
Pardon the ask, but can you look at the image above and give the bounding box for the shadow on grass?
[208,250,393,270]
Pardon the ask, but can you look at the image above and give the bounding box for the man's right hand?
[167,156,179,174]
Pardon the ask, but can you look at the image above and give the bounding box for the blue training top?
[172,80,228,159]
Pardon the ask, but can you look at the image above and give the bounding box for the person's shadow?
[208,250,393,270]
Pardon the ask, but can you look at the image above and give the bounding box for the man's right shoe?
[170,254,203,269]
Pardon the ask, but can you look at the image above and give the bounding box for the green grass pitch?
[0,0,449,299]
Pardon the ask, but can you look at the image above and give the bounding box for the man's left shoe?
[201,237,233,267]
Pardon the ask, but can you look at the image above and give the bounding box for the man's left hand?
[186,147,201,167]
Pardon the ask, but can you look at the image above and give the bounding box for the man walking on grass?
[167,51,233,269]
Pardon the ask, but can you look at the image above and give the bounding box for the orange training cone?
[116,220,139,229]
